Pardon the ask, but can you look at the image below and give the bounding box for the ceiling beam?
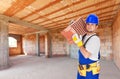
[21,0,61,19]
[38,1,119,25]
[4,0,35,16]
[45,14,115,30]
[37,0,108,24]
[100,18,113,22]
[30,0,86,22]
[23,30,48,35]
[0,14,48,31]
[47,20,113,30]
[41,10,117,27]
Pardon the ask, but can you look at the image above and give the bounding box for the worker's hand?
[72,33,83,47]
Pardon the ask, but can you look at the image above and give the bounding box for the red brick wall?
[112,11,120,69]
[23,34,36,55]
[22,28,113,60]
[23,34,45,55]
[50,30,68,56]
[21,27,113,60]
[50,28,113,58]
[97,26,112,60]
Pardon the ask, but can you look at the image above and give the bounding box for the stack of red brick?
[61,17,86,44]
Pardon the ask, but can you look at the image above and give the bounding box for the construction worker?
[72,14,100,79]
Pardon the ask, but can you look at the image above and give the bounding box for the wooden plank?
[40,4,118,26]
[100,18,114,21]
[37,0,108,24]
[41,12,116,27]
[21,0,61,19]
[9,23,38,35]
[4,0,35,16]
[43,13,116,29]
[30,0,86,22]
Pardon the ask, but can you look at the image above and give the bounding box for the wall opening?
[8,37,17,47]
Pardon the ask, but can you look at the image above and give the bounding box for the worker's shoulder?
[90,34,100,41]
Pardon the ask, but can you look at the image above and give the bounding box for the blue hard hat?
[86,14,99,25]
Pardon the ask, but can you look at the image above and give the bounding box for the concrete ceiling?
[0,0,120,35]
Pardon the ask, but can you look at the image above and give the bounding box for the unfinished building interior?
[0,0,120,79]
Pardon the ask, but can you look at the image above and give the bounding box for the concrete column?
[45,32,52,58]
[36,33,40,56]
[0,20,10,70]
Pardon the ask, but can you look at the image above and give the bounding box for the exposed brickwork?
[23,34,36,55]
[50,30,69,56]
[22,27,113,61]
[97,26,112,60]
[50,27,113,59]
[112,10,120,69]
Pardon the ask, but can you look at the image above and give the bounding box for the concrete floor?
[0,55,120,79]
